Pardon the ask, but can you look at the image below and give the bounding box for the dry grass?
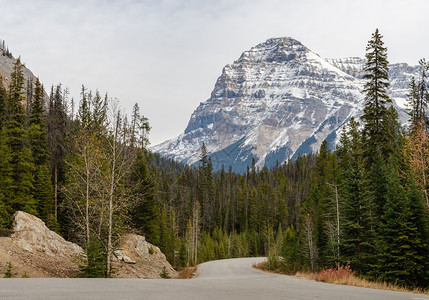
[252,262,267,270]
[177,265,198,279]
[255,262,428,295]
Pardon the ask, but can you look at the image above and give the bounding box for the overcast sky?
[1,0,428,145]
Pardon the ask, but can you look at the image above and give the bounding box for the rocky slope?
[152,37,418,173]
[0,211,176,278]
[0,51,39,89]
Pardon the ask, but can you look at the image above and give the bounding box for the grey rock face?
[0,54,39,89]
[12,211,84,258]
[152,37,419,173]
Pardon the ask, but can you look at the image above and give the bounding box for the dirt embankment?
[0,211,177,278]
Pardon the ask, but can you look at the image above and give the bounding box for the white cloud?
[1,0,428,144]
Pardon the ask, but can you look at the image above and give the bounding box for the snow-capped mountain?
[152,37,419,173]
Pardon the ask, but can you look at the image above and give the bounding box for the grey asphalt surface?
[0,257,428,300]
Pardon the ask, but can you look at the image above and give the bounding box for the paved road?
[0,257,428,300]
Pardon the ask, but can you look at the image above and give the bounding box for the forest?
[0,29,428,288]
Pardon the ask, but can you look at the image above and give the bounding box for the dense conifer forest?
[0,30,428,287]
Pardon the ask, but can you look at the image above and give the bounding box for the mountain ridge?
[152,37,417,173]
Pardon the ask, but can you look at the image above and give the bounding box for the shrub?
[160,266,170,278]
[4,262,16,278]
[316,264,355,283]
[267,254,281,271]
[148,246,154,255]
[78,237,107,278]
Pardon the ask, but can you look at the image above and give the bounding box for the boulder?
[112,233,178,278]
[113,250,136,264]
[12,211,83,258]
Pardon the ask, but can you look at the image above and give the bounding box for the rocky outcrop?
[112,233,177,278]
[152,37,418,173]
[0,212,176,278]
[12,211,83,258]
[0,53,39,89]
[0,211,83,277]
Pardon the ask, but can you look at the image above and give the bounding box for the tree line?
[146,29,429,288]
[0,58,152,277]
[0,29,428,287]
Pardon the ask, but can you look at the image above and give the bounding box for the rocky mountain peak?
[152,37,417,173]
[238,37,308,64]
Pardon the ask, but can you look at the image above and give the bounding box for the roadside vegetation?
[255,260,429,295]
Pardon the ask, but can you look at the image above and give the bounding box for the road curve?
[0,257,428,300]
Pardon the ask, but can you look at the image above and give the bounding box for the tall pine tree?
[29,78,57,229]
[47,84,67,221]
[370,157,429,288]
[3,58,36,216]
[362,29,395,160]
[338,118,376,275]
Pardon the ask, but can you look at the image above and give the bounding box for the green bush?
[78,237,107,278]
[280,228,301,274]
[160,266,170,278]
[4,262,16,278]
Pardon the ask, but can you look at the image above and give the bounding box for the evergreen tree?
[0,130,12,227]
[130,103,140,148]
[47,84,67,221]
[362,29,394,160]
[339,118,376,275]
[0,77,6,127]
[90,90,107,133]
[361,29,400,241]
[78,237,107,278]
[3,58,36,215]
[407,78,425,131]
[407,59,429,130]
[280,228,300,273]
[130,149,158,243]
[0,77,11,226]
[300,140,339,269]
[370,158,429,287]
[29,78,57,229]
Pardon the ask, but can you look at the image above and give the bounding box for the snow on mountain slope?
[152,38,418,173]
[328,58,420,109]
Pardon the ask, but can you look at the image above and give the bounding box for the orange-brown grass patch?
[178,265,198,279]
[255,262,428,295]
[252,261,268,270]
[295,266,428,295]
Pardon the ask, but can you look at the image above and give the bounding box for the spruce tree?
[0,77,11,226]
[47,84,67,221]
[370,158,429,288]
[407,59,429,130]
[362,29,395,160]
[130,148,158,243]
[3,58,36,215]
[361,29,400,236]
[29,78,57,229]
[339,118,376,275]
[301,140,338,269]
[0,77,6,127]
[0,130,12,227]
[130,103,140,148]
[78,237,107,278]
